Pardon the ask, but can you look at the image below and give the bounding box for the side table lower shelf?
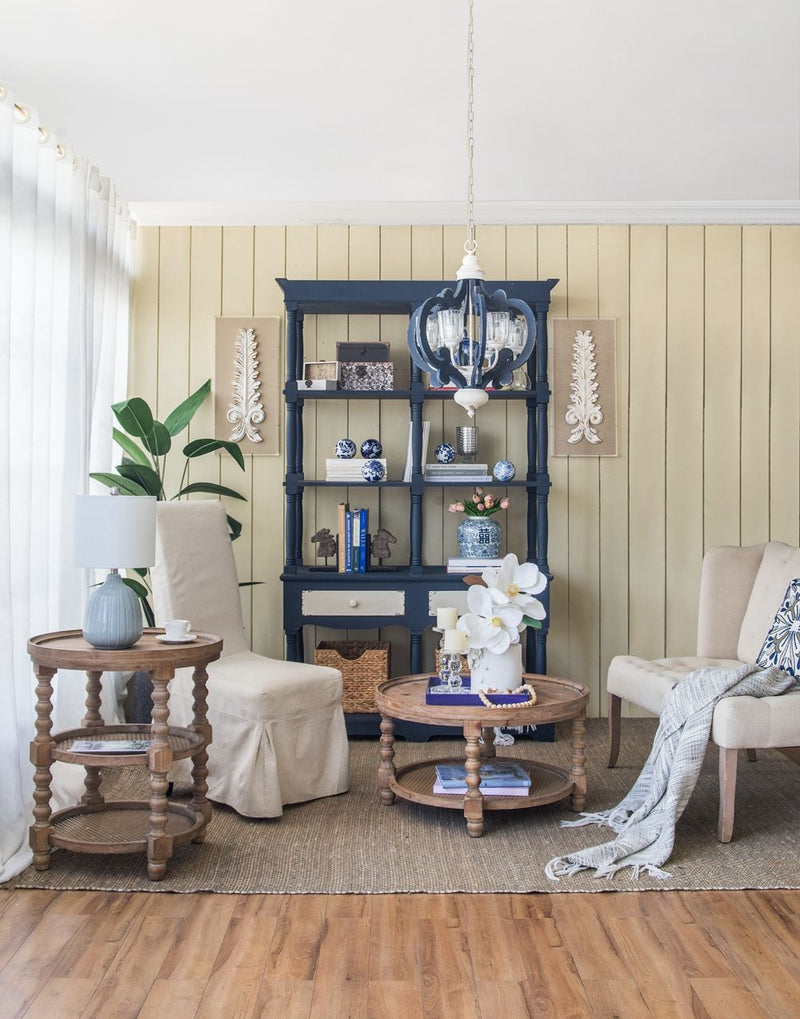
[49,800,206,854]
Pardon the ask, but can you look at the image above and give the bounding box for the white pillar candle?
[437,606,458,629]
[442,628,468,653]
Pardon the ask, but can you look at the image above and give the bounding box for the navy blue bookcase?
[278,277,557,738]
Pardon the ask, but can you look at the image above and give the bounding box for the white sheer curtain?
[0,83,134,881]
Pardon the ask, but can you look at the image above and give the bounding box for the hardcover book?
[434,761,531,788]
[432,779,530,797]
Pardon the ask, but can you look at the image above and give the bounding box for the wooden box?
[302,360,339,390]
[315,640,391,713]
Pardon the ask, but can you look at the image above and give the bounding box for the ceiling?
[4,0,799,224]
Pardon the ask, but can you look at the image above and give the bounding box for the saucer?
[156,633,198,644]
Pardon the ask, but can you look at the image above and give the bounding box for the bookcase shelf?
[277,277,557,737]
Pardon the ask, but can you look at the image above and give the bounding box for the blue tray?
[424,676,531,706]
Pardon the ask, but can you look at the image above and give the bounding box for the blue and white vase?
[360,438,382,458]
[434,442,456,464]
[362,459,385,483]
[457,515,502,558]
[335,438,356,459]
[493,459,516,482]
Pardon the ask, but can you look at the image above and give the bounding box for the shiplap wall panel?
[628,226,667,661]
[131,222,800,713]
[665,226,704,656]
[704,226,743,552]
[740,227,771,547]
[566,225,602,713]
[597,225,630,690]
[770,228,800,546]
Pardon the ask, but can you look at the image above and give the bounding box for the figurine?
[434,442,456,464]
[362,459,385,483]
[334,438,356,459]
[493,459,516,482]
[311,527,337,564]
[371,527,397,562]
[360,438,382,458]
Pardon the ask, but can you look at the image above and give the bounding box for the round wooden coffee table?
[374,673,589,837]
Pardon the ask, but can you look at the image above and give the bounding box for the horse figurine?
[311,527,337,564]
[370,527,397,563]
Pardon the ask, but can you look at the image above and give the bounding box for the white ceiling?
[4,0,800,224]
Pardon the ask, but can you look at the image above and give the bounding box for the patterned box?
[339,362,394,391]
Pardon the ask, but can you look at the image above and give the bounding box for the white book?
[70,738,152,753]
[432,780,530,797]
[403,421,430,483]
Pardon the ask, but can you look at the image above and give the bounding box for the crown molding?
[129,199,800,227]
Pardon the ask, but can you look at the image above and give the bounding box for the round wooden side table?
[27,628,222,880]
[375,673,589,837]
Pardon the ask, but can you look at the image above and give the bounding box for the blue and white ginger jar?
[434,442,456,464]
[360,438,382,458]
[457,515,502,558]
[493,459,516,482]
[334,438,356,459]
[362,459,385,483]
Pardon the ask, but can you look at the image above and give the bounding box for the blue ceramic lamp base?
[82,569,143,649]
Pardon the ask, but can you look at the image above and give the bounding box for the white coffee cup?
[164,619,191,641]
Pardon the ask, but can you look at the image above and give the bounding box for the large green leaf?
[115,463,162,497]
[112,397,154,438]
[173,483,246,501]
[184,438,245,470]
[122,577,150,599]
[89,472,149,496]
[227,514,243,541]
[163,379,211,436]
[112,428,151,466]
[142,421,171,457]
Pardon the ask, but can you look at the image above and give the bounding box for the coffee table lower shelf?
[392,756,574,811]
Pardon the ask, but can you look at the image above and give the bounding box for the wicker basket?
[316,640,391,713]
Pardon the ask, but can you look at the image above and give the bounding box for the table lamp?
[73,491,157,649]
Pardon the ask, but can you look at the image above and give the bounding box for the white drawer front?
[428,590,469,617]
[302,589,405,617]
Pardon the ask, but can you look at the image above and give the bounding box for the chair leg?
[718,746,738,843]
[608,693,622,768]
[746,748,758,762]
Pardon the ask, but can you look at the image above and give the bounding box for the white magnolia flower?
[457,583,523,653]
[482,553,547,619]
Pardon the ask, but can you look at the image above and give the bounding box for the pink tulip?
[500,497,509,509]
[476,503,485,512]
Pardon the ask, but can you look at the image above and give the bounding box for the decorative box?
[336,341,390,363]
[316,640,391,713]
[302,360,339,390]
[340,362,394,391]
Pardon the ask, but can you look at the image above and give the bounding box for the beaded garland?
[476,683,537,708]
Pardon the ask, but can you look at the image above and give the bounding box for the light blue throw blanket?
[546,663,798,881]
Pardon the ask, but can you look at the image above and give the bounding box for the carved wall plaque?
[552,318,617,457]
[215,317,280,455]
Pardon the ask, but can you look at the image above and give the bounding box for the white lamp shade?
[73,494,157,568]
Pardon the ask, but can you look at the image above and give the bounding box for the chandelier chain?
[464,0,477,255]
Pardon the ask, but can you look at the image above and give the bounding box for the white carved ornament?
[227,327,266,443]
[565,329,603,444]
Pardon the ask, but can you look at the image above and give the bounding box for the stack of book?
[337,502,369,573]
[424,462,492,483]
[433,761,532,796]
[326,458,387,482]
[446,556,505,574]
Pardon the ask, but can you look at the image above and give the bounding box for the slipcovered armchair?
[607,542,800,842]
[151,500,349,817]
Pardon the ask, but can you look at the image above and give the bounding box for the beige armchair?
[151,500,349,817]
[607,542,800,842]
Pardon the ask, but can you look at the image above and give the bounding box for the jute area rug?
[8,719,800,894]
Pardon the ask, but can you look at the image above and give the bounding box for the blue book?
[434,762,531,788]
[351,508,361,571]
[344,510,353,572]
[358,508,368,572]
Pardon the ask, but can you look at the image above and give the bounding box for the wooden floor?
[2,888,800,1017]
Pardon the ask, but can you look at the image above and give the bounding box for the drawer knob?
[348,599,358,608]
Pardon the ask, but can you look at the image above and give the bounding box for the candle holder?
[456,425,479,464]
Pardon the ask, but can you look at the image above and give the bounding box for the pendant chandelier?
[406,0,537,418]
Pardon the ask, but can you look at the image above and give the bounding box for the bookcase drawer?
[301,589,405,617]
[428,590,469,617]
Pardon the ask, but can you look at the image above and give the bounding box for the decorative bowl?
[334,438,357,459]
[360,438,383,458]
[362,459,385,484]
[493,459,516,482]
[434,442,456,464]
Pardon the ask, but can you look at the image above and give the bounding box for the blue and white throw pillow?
[756,578,800,678]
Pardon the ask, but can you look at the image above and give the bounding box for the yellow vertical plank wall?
[130,223,800,711]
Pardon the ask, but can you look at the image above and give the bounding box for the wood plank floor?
[2,889,800,1017]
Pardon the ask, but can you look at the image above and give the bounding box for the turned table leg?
[189,664,213,837]
[81,670,105,806]
[378,714,396,804]
[146,664,175,880]
[463,721,485,837]
[569,712,587,812]
[29,665,57,870]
